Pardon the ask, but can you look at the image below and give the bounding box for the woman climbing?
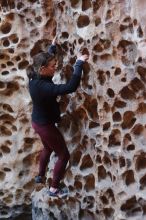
[27,37,89,198]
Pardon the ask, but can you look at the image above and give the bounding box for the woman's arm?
[48,36,57,55]
[39,55,89,96]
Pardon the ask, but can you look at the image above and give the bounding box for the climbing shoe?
[48,188,69,198]
[34,175,46,184]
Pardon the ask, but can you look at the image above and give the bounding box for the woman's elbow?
[68,86,78,93]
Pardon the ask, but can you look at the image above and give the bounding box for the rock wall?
[1,0,146,219]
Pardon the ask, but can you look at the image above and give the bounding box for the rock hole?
[121,111,136,129]
[107,88,115,98]
[80,154,93,170]
[1,22,12,34]
[61,32,69,38]
[98,165,106,181]
[0,171,6,181]
[77,15,90,28]
[127,144,135,151]
[3,39,10,47]
[120,86,136,100]
[71,150,82,166]
[82,0,91,11]
[112,112,122,122]
[108,129,121,147]
[122,170,135,186]
[132,124,144,136]
[70,0,80,8]
[84,174,95,191]
[135,153,146,171]
[103,122,110,131]
[1,145,10,153]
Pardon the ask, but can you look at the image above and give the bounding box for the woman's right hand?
[77,54,89,62]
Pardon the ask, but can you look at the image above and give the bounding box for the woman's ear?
[40,66,45,73]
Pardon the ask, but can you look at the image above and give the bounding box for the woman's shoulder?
[29,78,53,88]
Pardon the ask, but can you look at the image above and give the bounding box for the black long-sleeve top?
[28,45,84,125]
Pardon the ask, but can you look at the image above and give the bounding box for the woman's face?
[40,59,57,77]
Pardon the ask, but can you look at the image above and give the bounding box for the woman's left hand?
[77,54,89,62]
[52,36,57,45]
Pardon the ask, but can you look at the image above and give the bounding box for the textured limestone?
[1,0,146,219]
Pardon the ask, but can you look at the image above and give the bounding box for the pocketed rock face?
[1,0,146,219]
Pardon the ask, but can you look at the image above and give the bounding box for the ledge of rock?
[31,186,81,220]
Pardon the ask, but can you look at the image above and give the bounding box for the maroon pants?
[32,122,70,188]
